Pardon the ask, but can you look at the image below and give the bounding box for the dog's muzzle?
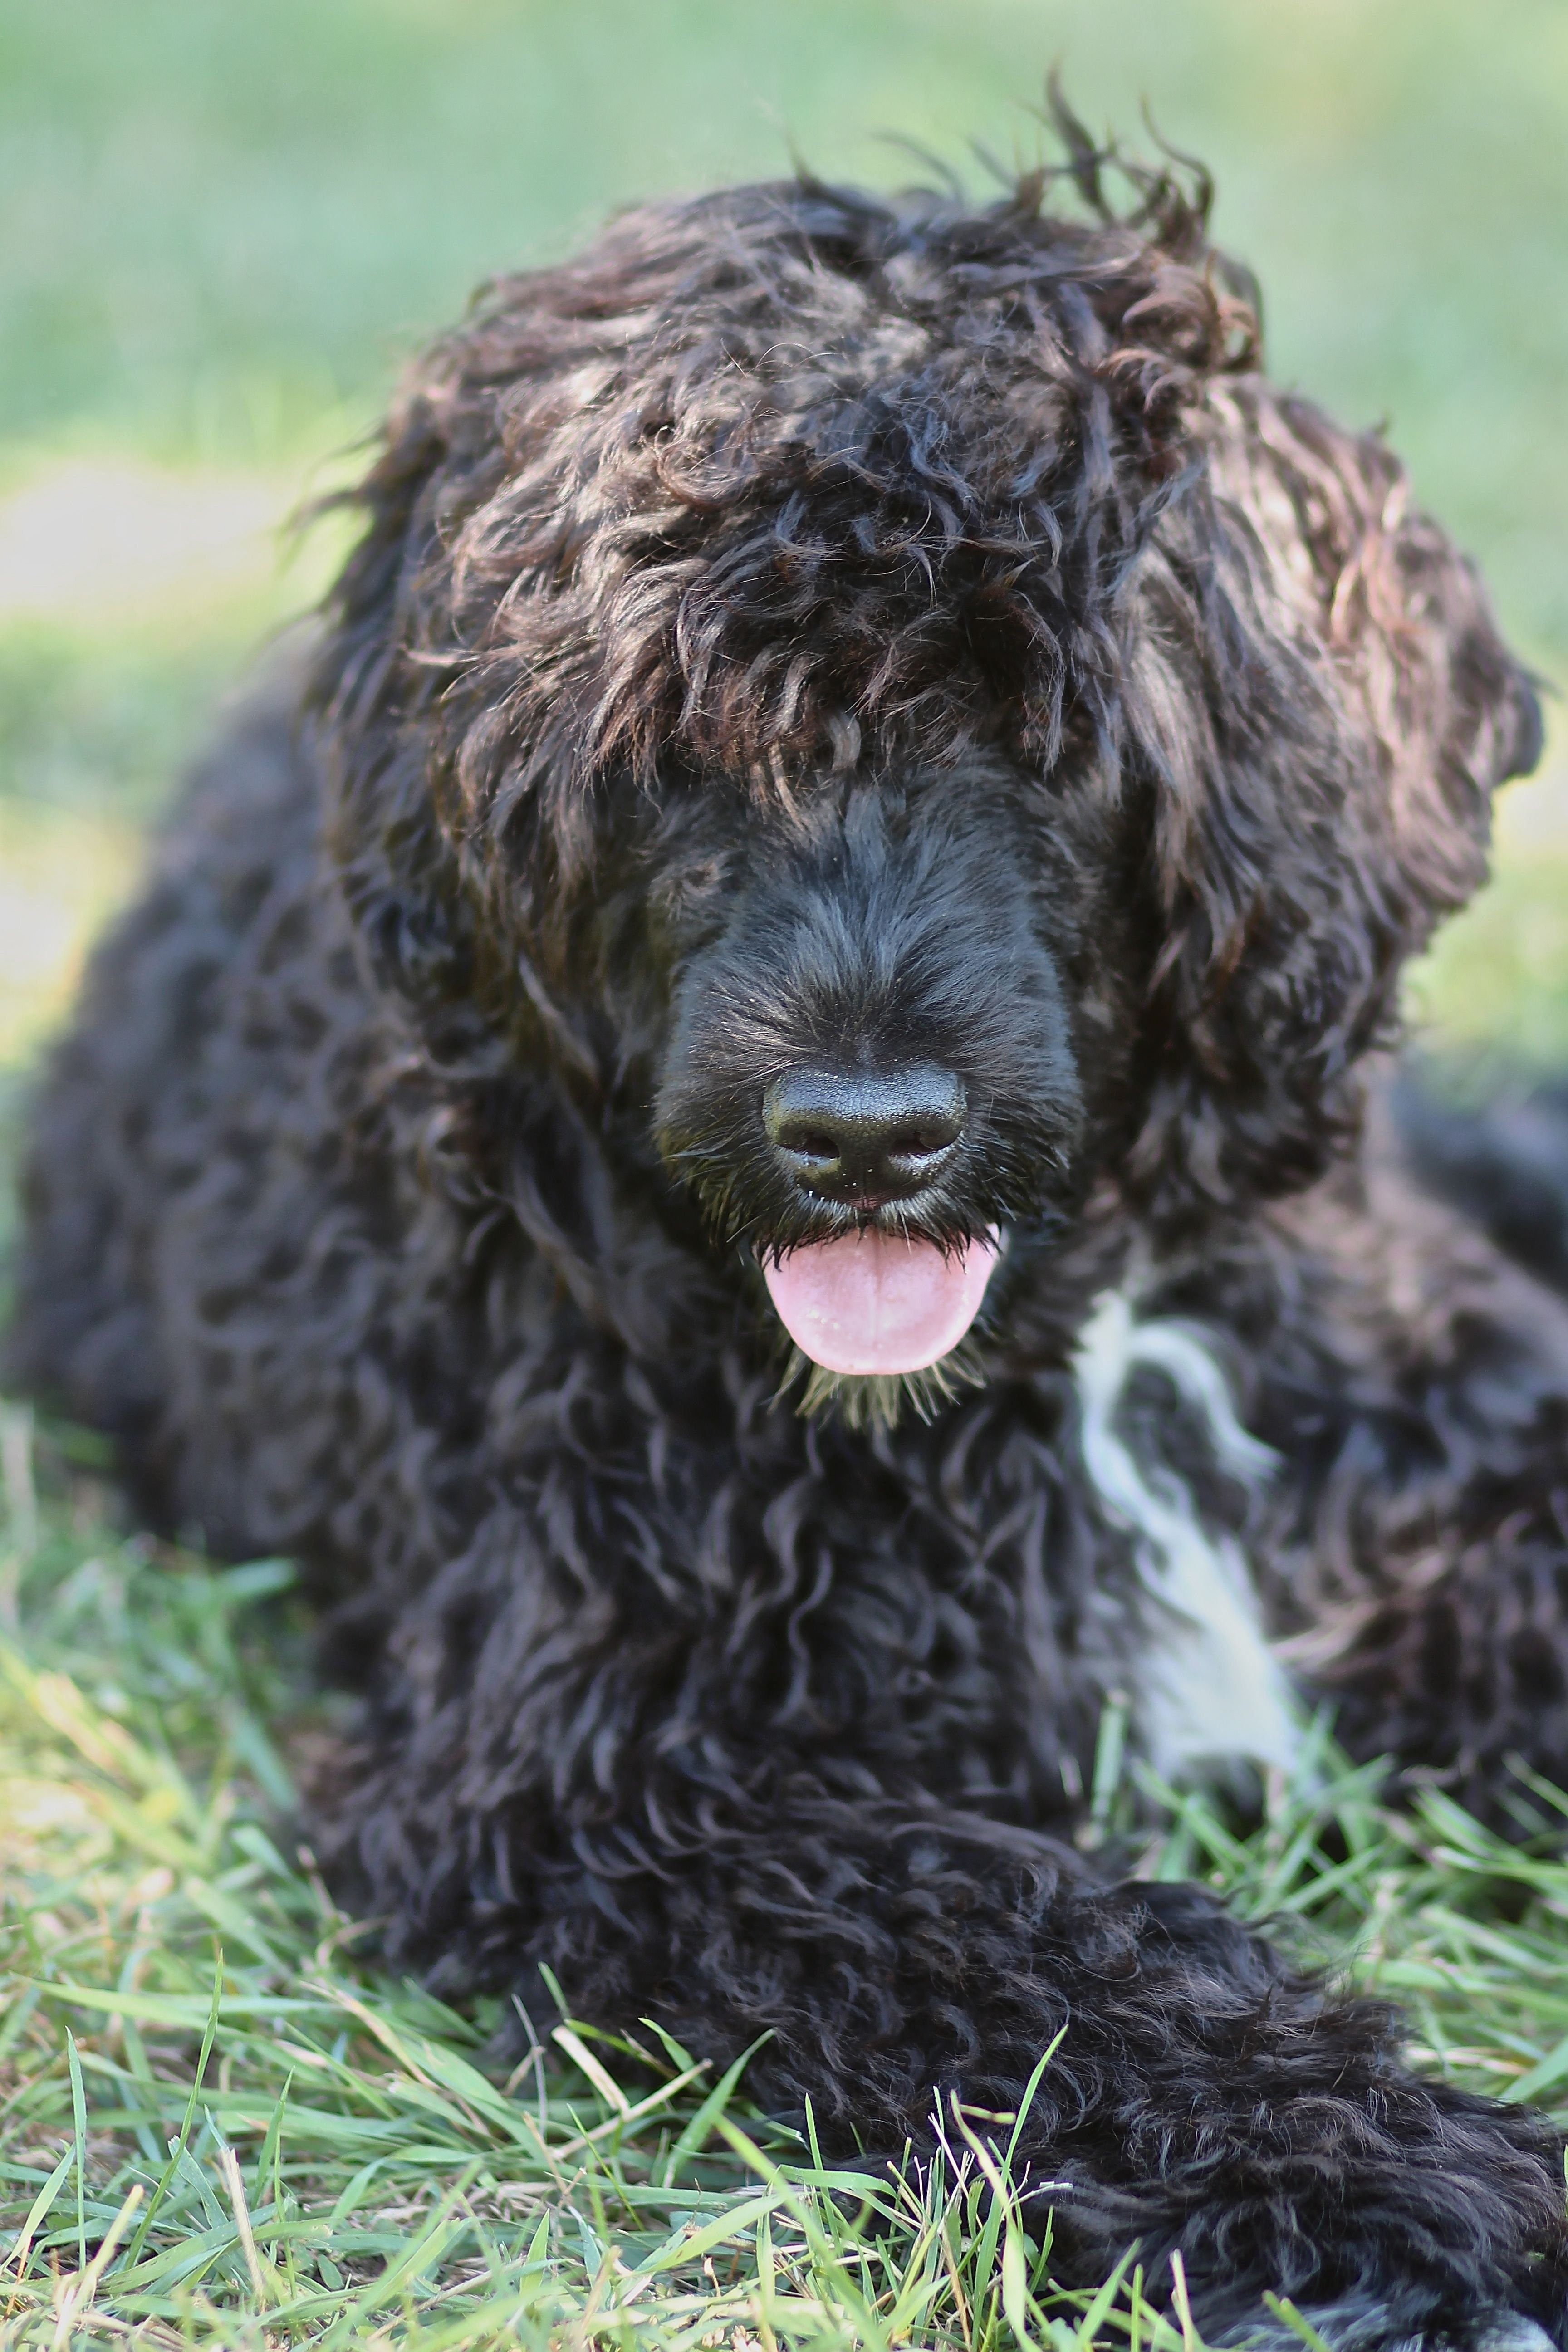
[758,1064,1000,1372]
[651,773,1084,1377]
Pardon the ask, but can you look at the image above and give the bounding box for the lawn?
[4,3,1568,2343]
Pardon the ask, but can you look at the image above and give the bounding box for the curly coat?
[11,143,1568,2348]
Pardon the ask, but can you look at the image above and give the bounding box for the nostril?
[892,1119,959,1158]
[778,1127,843,1166]
[763,1066,967,1200]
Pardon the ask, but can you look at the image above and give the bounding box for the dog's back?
[1394,1069,1568,1293]
[7,666,341,1547]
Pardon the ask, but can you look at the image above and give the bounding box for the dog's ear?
[1118,381,1541,1229]
[308,379,486,1028]
[309,357,618,1093]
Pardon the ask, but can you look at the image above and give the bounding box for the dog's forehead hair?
[325,172,1257,841]
[632,749,1082,928]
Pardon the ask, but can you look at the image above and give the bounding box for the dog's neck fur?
[1072,1287,1301,1782]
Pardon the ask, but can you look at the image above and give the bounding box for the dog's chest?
[1071,1289,1301,1781]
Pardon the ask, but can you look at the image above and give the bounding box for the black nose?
[763,1065,967,1205]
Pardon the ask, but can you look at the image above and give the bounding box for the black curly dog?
[13,125,1568,2346]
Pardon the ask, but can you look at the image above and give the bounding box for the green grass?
[5,1412,1568,2349]
[5,5,1568,2342]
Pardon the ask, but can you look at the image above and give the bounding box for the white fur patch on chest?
[1072,1288,1301,1780]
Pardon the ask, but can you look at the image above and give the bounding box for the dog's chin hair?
[780,1341,987,1430]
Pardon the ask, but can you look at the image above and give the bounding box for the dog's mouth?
[761,1229,1002,1374]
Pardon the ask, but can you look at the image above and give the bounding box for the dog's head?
[313,145,1540,1404]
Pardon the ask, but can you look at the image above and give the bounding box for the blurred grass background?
[1,0,1566,1081]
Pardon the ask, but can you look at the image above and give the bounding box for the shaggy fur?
[10,126,1568,2345]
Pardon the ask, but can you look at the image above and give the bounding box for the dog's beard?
[779,1338,990,1431]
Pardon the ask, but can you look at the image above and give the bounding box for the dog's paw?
[1470,2323,1557,2352]
[1225,2303,1558,2352]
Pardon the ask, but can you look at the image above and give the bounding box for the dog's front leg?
[482,1781,1568,2352]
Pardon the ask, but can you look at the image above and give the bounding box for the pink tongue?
[763,1230,1000,1376]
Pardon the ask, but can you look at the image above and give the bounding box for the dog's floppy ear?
[307,375,488,1029]
[1118,380,1541,1230]
[308,338,621,1088]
